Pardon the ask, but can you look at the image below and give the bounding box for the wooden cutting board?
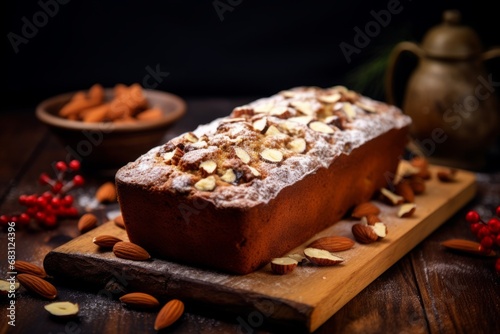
[44,165,476,332]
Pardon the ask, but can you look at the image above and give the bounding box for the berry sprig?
[0,160,84,230]
[465,207,500,274]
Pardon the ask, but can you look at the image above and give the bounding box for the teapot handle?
[385,41,424,106]
[481,47,500,61]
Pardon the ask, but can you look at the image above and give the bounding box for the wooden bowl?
[36,88,186,172]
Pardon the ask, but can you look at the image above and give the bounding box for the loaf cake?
[116,86,411,274]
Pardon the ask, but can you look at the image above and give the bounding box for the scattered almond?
[234,147,251,164]
[252,118,267,132]
[44,302,79,317]
[114,214,126,229]
[248,166,261,177]
[199,160,217,175]
[303,248,344,266]
[17,274,57,299]
[220,169,237,183]
[398,203,417,218]
[95,182,117,203]
[379,188,404,206]
[371,222,387,238]
[291,101,314,115]
[307,236,355,252]
[77,213,98,233]
[270,257,298,275]
[260,148,283,163]
[93,235,123,248]
[184,132,198,143]
[265,125,282,136]
[342,103,356,121]
[437,168,457,182]
[352,202,380,219]
[441,239,496,257]
[318,93,341,104]
[395,181,415,203]
[15,260,47,278]
[408,176,426,195]
[361,215,382,226]
[352,224,378,244]
[120,292,160,309]
[154,299,185,330]
[113,241,151,261]
[0,279,19,295]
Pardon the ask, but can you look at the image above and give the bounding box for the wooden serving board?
[44,165,476,332]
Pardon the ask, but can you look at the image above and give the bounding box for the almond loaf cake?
[116,86,411,274]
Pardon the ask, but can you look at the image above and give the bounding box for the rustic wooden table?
[1,99,499,334]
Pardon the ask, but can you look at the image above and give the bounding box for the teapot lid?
[421,10,483,59]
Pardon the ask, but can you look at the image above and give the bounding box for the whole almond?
[15,261,47,278]
[352,202,380,219]
[154,299,185,330]
[17,274,57,299]
[77,213,98,233]
[395,181,415,203]
[113,241,151,261]
[352,224,378,244]
[441,239,496,256]
[95,182,117,203]
[409,176,426,194]
[307,236,355,252]
[114,214,126,229]
[363,215,382,226]
[93,235,123,248]
[120,292,160,309]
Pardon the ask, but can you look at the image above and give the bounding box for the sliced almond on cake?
[220,169,237,183]
[248,166,261,177]
[318,93,341,104]
[260,149,283,163]
[234,147,251,164]
[342,103,356,121]
[252,117,267,132]
[265,125,282,136]
[199,160,217,175]
[309,121,334,134]
[194,175,217,191]
[287,138,307,153]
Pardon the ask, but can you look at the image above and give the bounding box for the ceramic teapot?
[386,10,500,169]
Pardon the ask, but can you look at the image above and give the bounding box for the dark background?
[3,0,500,112]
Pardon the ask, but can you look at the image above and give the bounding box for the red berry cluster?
[465,208,500,274]
[0,160,84,230]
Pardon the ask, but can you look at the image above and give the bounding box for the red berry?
[72,175,85,187]
[69,160,81,171]
[52,182,63,194]
[39,173,52,185]
[480,236,494,249]
[496,234,500,247]
[478,226,491,239]
[465,210,480,224]
[26,207,38,217]
[35,211,46,222]
[18,194,28,205]
[65,207,78,216]
[18,213,30,225]
[51,197,61,208]
[62,195,74,207]
[42,215,57,228]
[55,161,67,172]
[487,218,500,234]
[36,196,48,208]
[0,215,10,226]
[470,222,482,235]
[25,194,37,206]
[10,216,18,223]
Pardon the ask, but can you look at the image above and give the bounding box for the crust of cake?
[116,127,408,274]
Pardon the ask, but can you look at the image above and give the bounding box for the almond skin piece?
[352,202,381,219]
[155,299,185,330]
[114,214,126,229]
[17,274,57,299]
[15,260,47,278]
[119,292,160,309]
[77,213,98,233]
[270,257,298,275]
[398,203,417,218]
[93,235,123,248]
[395,181,415,203]
[113,241,151,261]
[307,236,355,252]
[441,239,496,257]
[352,224,378,244]
[95,182,117,203]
